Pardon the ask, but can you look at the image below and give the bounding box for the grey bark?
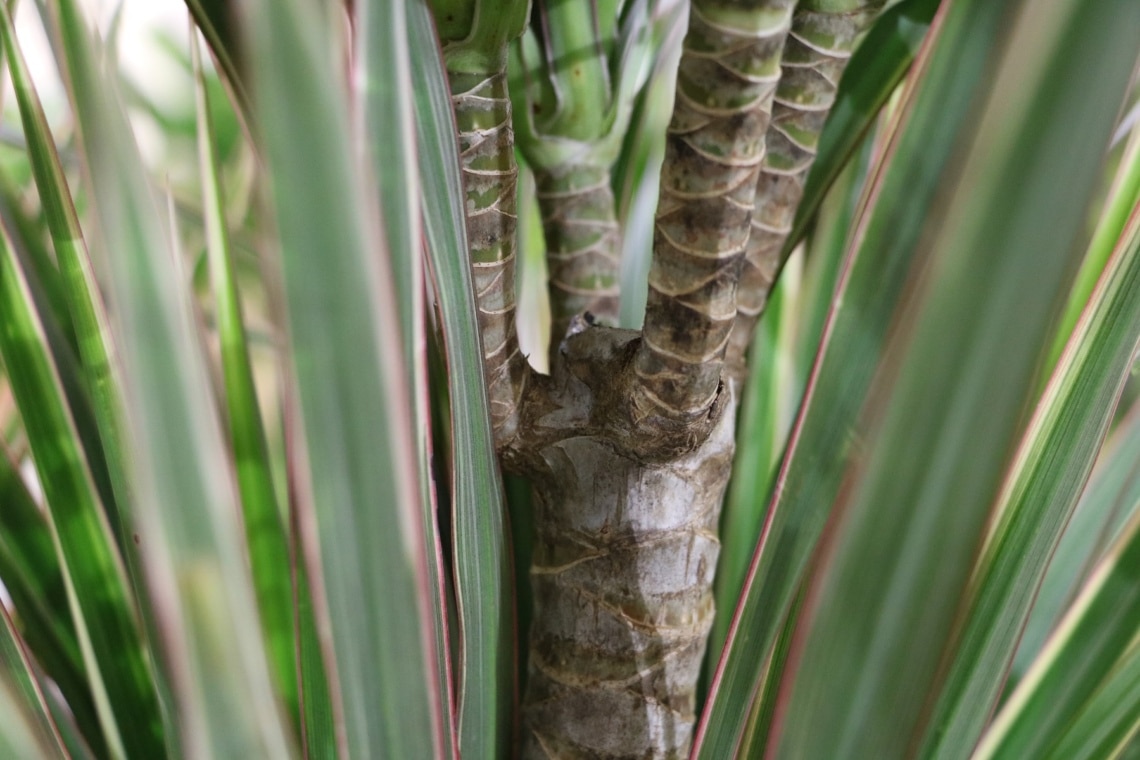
[505,325,736,759]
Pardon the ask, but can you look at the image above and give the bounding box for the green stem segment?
[535,163,621,357]
[727,0,885,383]
[632,0,794,421]
[451,69,530,444]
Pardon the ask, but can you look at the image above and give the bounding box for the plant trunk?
[510,327,736,758]
[514,0,794,755]
[631,0,791,421]
[521,409,735,757]
[450,1,884,756]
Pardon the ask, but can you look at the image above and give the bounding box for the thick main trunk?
[507,325,733,758]
[521,393,735,758]
[513,3,794,753]
[468,1,884,755]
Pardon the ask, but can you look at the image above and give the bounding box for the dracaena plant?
[0,0,1138,757]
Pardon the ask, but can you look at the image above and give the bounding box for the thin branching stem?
[631,0,794,421]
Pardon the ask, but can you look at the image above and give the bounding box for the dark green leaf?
[0,605,69,759]
[0,442,101,755]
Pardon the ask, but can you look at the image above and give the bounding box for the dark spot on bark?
[133,533,140,545]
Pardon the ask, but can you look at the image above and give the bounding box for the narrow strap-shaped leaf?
[696,1,1011,752]
[178,0,249,118]
[0,1,135,579]
[360,0,458,754]
[771,0,1140,755]
[291,532,337,759]
[1014,398,1140,684]
[0,172,123,567]
[241,0,446,754]
[47,2,295,754]
[191,29,303,737]
[1041,639,1140,760]
[711,125,879,675]
[1047,120,1140,370]
[358,0,420,365]
[919,171,1140,760]
[0,175,75,355]
[0,225,162,759]
[613,15,682,332]
[0,442,101,755]
[710,269,798,668]
[0,604,69,759]
[409,4,513,757]
[977,497,1140,758]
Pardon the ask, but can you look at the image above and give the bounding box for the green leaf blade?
[696,0,1017,752]
[0,1,134,574]
[1014,398,1140,685]
[48,1,297,754]
[0,226,163,759]
[242,0,447,755]
[191,30,303,739]
[772,1,1140,756]
[408,5,515,757]
[1043,639,1140,760]
[359,3,460,755]
[1047,122,1140,370]
[978,500,1140,758]
[0,605,72,760]
[921,189,1140,757]
[0,442,102,755]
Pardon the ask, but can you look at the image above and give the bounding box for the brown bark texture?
[726,1,886,383]
[452,69,530,446]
